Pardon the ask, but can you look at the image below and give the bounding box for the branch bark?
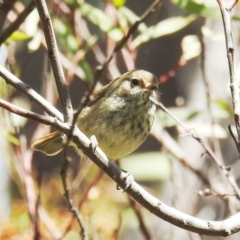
[216,0,240,153]
[0,65,63,121]
[33,0,73,124]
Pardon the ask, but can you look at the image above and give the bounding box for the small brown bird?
[31,70,158,159]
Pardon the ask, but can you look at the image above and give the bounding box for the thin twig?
[0,65,63,120]
[127,195,153,240]
[0,98,53,125]
[77,0,163,114]
[197,188,237,198]
[0,1,35,44]
[0,0,17,31]
[151,97,192,131]
[60,156,87,240]
[78,170,104,209]
[194,135,240,199]
[62,170,104,238]
[227,0,238,10]
[151,122,210,186]
[17,138,40,240]
[38,206,63,239]
[199,29,219,153]
[228,125,240,153]
[216,0,240,153]
[152,98,240,199]
[34,0,73,124]
[41,39,87,82]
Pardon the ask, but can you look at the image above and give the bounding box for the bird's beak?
[145,84,158,91]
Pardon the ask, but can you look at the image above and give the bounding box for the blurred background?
[0,0,240,239]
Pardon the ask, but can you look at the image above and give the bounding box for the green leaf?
[118,6,148,33]
[132,15,196,47]
[79,3,124,41]
[214,99,232,115]
[53,18,67,35]
[6,132,20,145]
[12,210,30,231]
[67,35,78,51]
[79,60,93,84]
[113,0,126,8]
[187,110,200,120]
[9,31,30,41]
[171,0,220,18]
[1,123,20,145]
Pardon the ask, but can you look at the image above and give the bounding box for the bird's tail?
[31,131,65,156]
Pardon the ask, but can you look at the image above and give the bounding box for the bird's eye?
[131,79,139,87]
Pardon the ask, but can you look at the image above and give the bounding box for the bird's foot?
[116,170,134,192]
[89,135,98,152]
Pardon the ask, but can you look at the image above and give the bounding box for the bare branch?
[38,206,63,239]
[128,195,153,240]
[60,156,87,240]
[216,0,240,153]
[62,170,104,238]
[33,0,73,123]
[197,188,237,198]
[17,139,40,240]
[79,0,163,112]
[228,125,240,153]
[0,98,53,125]
[0,0,17,31]
[227,0,238,10]
[0,65,63,121]
[151,127,210,186]
[152,98,240,199]
[192,135,240,199]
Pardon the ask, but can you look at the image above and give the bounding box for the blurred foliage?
[121,152,171,181]
[132,15,196,47]
[171,0,220,18]
[79,3,124,41]
[0,0,239,239]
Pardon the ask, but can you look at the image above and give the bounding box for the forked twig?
[152,98,240,199]
[216,0,240,153]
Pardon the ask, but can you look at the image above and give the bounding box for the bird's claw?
[116,171,134,192]
[90,135,98,152]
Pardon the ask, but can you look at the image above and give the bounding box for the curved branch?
[1,0,240,236]
[0,65,63,121]
[1,91,240,236]
[0,98,53,125]
[152,98,240,199]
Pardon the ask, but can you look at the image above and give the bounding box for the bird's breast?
[77,96,155,159]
